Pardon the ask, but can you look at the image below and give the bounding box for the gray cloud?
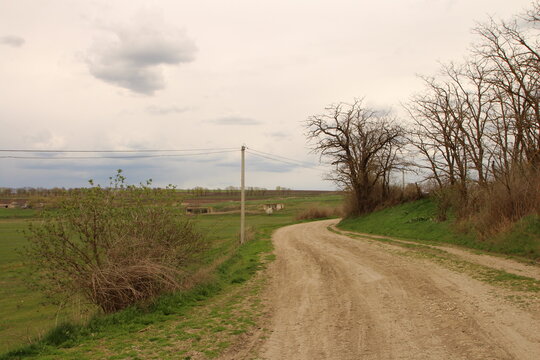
[217,157,293,173]
[86,24,196,95]
[146,105,190,115]
[0,35,25,47]
[208,116,261,126]
[5,154,239,188]
[267,131,289,138]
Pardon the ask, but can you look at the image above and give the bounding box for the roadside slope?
[337,198,540,260]
[255,219,540,360]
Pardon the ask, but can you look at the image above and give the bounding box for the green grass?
[338,198,540,260]
[0,209,38,220]
[491,215,540,259]
[0,217,272,359]
[0,193,343,358]
[0,220,30,265]
[0,219,47,351]
[0,217,87,354]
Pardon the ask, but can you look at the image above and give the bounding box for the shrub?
[295,206,342,220]
[429,166,540,238]
[343,183,425,217]
[472,167,540,237]
[25,171,207,313]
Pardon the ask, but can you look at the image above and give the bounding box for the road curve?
[257,219,540,360]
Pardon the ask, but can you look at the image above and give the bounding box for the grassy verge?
[332,228,540,296]
[338,198,540,261]
[1,231,273,360]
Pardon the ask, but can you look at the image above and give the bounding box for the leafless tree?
[305,99,405,214]
[474,11,540,169]
[406,76,469,198]
[405,2,540,226]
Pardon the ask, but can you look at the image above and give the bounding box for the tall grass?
[431,166,540,239]
[338,197,540,260]
[471,168,540,237]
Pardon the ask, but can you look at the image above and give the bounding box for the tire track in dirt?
[334,228,540,281]
[256,219,540,360]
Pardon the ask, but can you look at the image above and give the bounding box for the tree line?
[306,1,540,234]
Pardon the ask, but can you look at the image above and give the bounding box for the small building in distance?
[0,201,20,209]
[185,206,213,215]
[263,203,285,212]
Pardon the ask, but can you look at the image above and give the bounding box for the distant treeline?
[0,186,339,200]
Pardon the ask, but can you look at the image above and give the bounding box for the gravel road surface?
[255,219,540,360]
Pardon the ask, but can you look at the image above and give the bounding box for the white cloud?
[86,17,197,95]
[23,130,66,150]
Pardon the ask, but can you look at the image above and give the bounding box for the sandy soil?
[334,228,540,281]
[252,219,540,360]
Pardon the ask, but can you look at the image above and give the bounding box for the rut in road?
[255,219,540,360]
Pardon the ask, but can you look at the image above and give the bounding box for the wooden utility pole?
[240,145,246,244]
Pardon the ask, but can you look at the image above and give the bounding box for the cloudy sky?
[0,0,533,190]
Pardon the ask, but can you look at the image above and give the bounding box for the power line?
[0,147,237,153]
[0,145,328,175]
[246,150,324,172]
[247,147,319,168]
[0,149,238,160]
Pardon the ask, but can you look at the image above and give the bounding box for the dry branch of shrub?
[25,172,207,313]
[468,167,540,237]
[295,206,342,221]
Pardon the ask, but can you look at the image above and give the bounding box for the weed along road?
[254,219,540,360]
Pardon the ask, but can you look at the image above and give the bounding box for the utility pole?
[240,145,246,244]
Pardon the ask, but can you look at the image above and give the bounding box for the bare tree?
[442,61,495,187]
[305,99,405,214]
[406,76,469,198]
[474,12,540,168]
[406,2,540,226]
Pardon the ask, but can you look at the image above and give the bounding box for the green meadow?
[0,193,342,357]
[0,211,88,354]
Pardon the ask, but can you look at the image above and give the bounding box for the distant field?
[0,209,38,220]
[0,190,342,209]
[0,193,343,354]
[0,215,81,354]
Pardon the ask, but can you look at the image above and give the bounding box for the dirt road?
[255,219,540,360]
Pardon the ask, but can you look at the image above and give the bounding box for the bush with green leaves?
[25,171,207,313]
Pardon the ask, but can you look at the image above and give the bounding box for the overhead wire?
[245,150,327,174]
[247,147,319,168]
[0,146,328,174]
[0,147,237,153]
[0,149,238,160]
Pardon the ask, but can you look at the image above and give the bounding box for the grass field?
[0,211,88,354]
[0,193,342,357]
[338,198,540,260]
[0,209,38,220]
